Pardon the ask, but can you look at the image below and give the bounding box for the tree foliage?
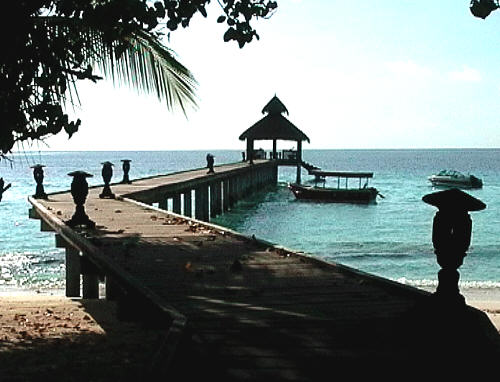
[1,0,277,157]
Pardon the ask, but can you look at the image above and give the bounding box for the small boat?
[288,170,379,203]
[428,170,483,189]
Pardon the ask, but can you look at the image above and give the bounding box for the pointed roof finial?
[262,95,289,116]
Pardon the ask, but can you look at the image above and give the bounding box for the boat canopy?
[310,170,373,179]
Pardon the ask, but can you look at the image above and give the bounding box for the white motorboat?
[428,170,483,189]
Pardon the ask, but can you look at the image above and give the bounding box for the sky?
[42,0,500,151]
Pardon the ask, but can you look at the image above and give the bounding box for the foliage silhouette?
[1,1,277,158]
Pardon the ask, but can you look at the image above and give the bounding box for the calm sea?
[1,149,499,293]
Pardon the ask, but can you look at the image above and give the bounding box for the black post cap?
[422,188,486,212]
[68,171,93,178]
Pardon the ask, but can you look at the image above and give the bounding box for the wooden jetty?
[28,160,500,379]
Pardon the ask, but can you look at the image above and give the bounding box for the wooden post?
[41,220,54,232]
[296,140,302,184]
[210,183,217,218]
[183,190,192,217]
[105,276,120,301]
[158,197,168,210]
[223,179,229,212]
[229,177,237,207]
[235,175,242,199]
[273,139,277,160]
[81,255,99,299]
[65,247,81,298]
[195,185,209,221]
[211,181,222,217]
[247,139,254,163]
[172,194,181,214]
[240,173,247,196]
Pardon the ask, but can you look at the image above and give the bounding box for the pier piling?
[65,247,81,298]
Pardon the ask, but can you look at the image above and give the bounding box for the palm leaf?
[38,16,198,115]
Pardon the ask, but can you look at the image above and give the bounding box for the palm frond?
[38,16,198,116]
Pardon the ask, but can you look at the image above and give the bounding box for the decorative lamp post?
[121,159,132,184]
[206,154,215,174]
[99,161,115,199]
[422,188,486,305]
[31,164,48,199]
[470,0,499,19]
[66,171,95,229]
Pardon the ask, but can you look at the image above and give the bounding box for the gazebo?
[239,96,310,182]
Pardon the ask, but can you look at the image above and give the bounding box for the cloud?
[448,66,482,82]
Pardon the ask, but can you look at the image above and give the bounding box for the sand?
[463,289,500,332]
[0,294,164,382]
[0,289,499,381]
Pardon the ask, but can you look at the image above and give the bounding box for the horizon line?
[8,147,500,153]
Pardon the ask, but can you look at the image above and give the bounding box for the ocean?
[1,149,499,293]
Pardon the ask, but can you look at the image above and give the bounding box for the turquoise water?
[1,149,499,292]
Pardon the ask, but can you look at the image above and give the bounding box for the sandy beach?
[0,293,164,381]
[2,253,496,379]
[0,288,499,381]
[462,288,500,331]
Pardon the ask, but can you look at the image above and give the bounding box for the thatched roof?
[239,96,310,142]
[261,95,289,116]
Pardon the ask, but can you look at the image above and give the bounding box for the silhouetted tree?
[1,0,277,158]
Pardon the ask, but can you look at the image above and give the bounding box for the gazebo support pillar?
[247,139,254,164]
[296,140,302,184]
[272,139,277,160]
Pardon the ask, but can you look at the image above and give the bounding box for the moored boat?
[428,170,483,189]
[288,170,379,203]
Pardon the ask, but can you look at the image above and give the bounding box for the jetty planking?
[28,159,500,379]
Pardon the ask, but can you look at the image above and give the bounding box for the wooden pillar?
[65,247,81,298]
[183,190,192,217]
[81,255,99,299]
[222,179,229,211]
[172,194,181,214]
[236,175,243,199]
[247,139,254,163]
[210,183,217,218]
[214,181,222,216]
[296,140,302,184]
[105,276,120,301]
[158,197,168,210]
[241,173,247,196]
[229,177,237,207]
[195,185,209,221]
[273,139,277,160]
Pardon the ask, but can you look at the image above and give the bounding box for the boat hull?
[428,175,483,189]
[288,183,378,203]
